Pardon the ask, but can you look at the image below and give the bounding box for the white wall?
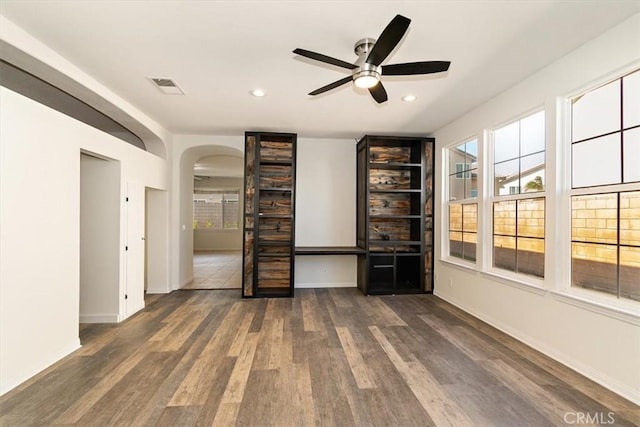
[146,187,170,294]
[0,87,169,395]
[172,135,358,289]
[295,138,358,288]
[80,154,121,322]
[433,14,640,404]
[193,177,244,251]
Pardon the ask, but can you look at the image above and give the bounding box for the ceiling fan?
[293,14,451,104]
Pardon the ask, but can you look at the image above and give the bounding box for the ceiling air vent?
[149,77,185,95]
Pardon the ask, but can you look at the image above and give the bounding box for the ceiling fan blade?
[368,82,388,104]
[382,61,451,76]
[309,76,353,95]
[366,15,411,66]
[293,48,357,70]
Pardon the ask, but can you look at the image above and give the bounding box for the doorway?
[79,152,120,323]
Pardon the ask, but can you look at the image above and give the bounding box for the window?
[570,69,640,302]
[492,111,545,278]
[446,138,478,262]
[193,190,240,230]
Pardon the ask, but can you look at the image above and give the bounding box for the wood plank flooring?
[1,288,638,426]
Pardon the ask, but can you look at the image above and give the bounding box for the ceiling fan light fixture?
[251,89,265,97]
[354,74,379,89]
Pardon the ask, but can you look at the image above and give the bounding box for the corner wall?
[0,87,169,394]
[432,14,640,404]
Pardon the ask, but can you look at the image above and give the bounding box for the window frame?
[443,137,480,268]
[563,68,640,305]
[487,109,547,287]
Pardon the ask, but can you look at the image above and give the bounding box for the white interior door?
[125,182,145,318]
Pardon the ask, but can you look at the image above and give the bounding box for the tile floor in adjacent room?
[184,250,241,290]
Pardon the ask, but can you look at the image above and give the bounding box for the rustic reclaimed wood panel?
[258,218,292,241]
[424,250,433,291]
[257,256,291,287]
[244,215,253,229]
[243,231,254,296]
[369,193,411,216]
[369,218,411,241]
[369,146,411,163]
[245,138,255,215]
[369,169,411,190]
[259,165,292,189]
[258,246,291,255]
[260,141,292,162]
[259,192,291,215]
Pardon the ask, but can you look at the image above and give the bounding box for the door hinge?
[126,197,129,202]
[125,246,128,251]
[125,294,128,300]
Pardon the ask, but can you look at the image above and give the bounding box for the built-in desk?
[294,246,366,255]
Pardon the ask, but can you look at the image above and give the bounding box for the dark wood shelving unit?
[242,131,296,298]
[356,135,435,295]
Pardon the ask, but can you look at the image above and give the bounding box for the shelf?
[369,162,422,169]
[257,241,292,246]
[369,240,422,245]
[369,189,421,193]
[295,246,366,255]
[259,187,292,192]
[258,213,292,218]
[255,287,292,297]
[260,159,293,166]
[369,215,421,219]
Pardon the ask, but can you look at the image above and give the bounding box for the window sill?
[550,288,640,326]
[440,257,479,273]
[481,268,547,296]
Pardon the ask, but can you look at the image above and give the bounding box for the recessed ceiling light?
[251,89,265,97]
[402,95,417,102]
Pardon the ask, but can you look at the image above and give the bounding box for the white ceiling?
[1,1,639,139]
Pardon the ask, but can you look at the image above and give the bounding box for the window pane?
[462,204,478,233]
[620,192,640,246]
[494,121,520,163]
[449,231,463,258]
[464,139,478,166]
[517,237,544,278]
[571,194,617,244]
[494,236,516,272]
[495,159,519,196]
[520,111,545,156]
[449,175,465,201]
[463,232,477,262]
[623,70,640,129]
[449,143,467,176]
[620,246,640,302]
[572,79,620,142]
[572,133,621,188]
[517,198,544,238]
[466,168,478,199]
[449,204,462,231]
[623,128,640,183]
[572,242,618,296]
[520,152,545,193]
[494,201,516,236]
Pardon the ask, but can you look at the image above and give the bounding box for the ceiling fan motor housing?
[353,38,381,87]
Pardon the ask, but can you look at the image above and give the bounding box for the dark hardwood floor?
[1,288,638,426]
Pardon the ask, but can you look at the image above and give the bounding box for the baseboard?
[434,291,640,406]
[79,313,119,323]
[294,282,356,289]
[145,286,171,294]
[0,338,81,396]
